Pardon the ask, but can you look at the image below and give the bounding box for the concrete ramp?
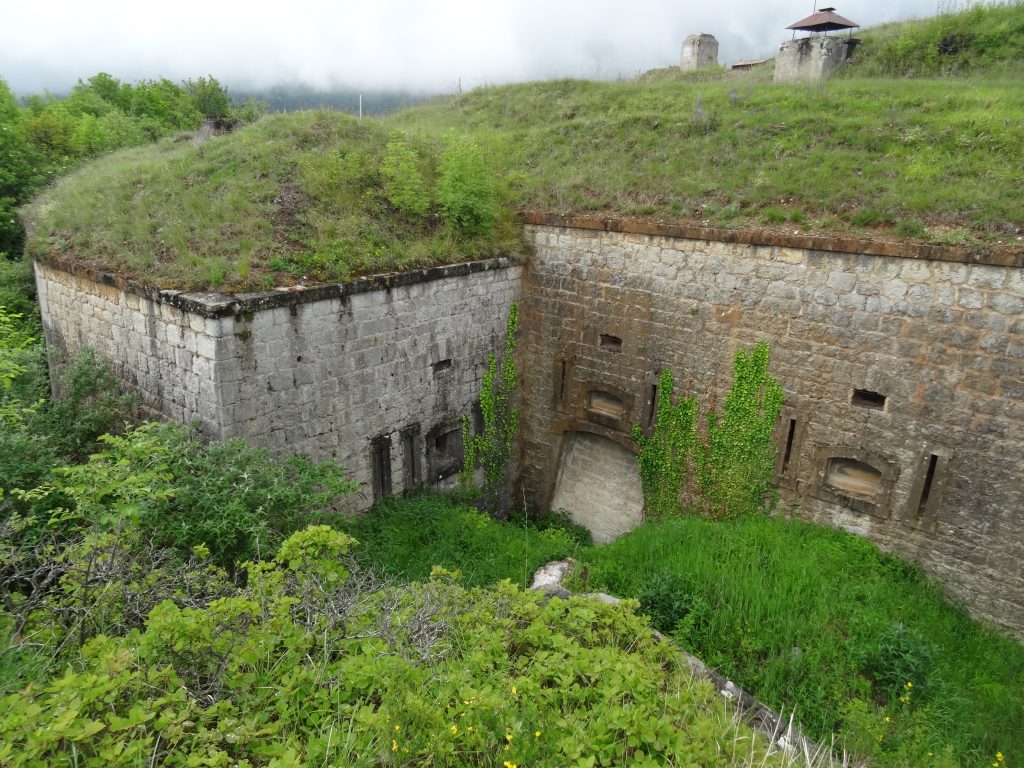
[550,431,644,545]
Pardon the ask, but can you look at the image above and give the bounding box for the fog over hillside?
[4,0,961,94]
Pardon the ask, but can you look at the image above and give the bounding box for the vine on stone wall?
[634,342,784,520]
[632,369,698,520]
[461,303,519,515]
[696,342,784,519]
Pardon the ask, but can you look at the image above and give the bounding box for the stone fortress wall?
[35,220,1024,634]
[516,216,1023,636]
[36,257,523,509]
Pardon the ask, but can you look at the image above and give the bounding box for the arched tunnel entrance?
[549,430,644,545]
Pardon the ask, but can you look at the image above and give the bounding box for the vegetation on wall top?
[18,1,1024,291]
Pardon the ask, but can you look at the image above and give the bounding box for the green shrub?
[43,422,356,569]
[859,621,936,701]
[37,348,138,461]
[0,532,799,768]
[635,570,706,635]
[381,136,430,217]
[437,135,497,236]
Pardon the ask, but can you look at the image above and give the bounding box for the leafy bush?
[508,507,594,548]
[437,135,497,236]
[859,621,936,701]
[635,570,706,635]
[0,530,801,768]
[381,136,430,217]
[49,422,356,569]
[38,348,138,460]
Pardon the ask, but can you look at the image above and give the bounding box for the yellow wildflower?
[511,685,517,695]
[535,730,542,738]
[506,733,514,742]
[450,724,458,735]
[391,740,398,752]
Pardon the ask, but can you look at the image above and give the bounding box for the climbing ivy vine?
[634,342,784,520]
[632,369,698,521]
[461,303,519,515]
[696,342,784,518]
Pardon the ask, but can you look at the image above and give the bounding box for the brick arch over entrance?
[549,431,644,545]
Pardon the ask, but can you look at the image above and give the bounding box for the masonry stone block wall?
[517,218,1024,635]
[34,222,1024,635]
[36,257,522,511]
[773,37,857,83]
[680,33,719,71]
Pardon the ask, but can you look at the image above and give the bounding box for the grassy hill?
[21,2,1024,291]
[838,0,1024,78]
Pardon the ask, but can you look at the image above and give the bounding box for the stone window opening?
[825,457,882,499]
[370,435,393,503]
[401,426,422,494]
[426,422,464,481]
[599,334,623,352]
[907,450,949,525]
[647,383,658,427]
[851,388,887,410]
[587,390,626,420]
[432,358,452,374]
[918,454,939,514]
[781,418,798,474]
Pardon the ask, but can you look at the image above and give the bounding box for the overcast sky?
[3,0,953,95]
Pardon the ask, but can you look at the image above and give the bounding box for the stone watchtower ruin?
[679,33,719,71]
[773,7,860,83]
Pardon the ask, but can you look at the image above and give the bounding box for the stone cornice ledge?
[37,254,521,320]
[522,211,1024,269]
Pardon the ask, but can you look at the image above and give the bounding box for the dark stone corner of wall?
[521,212,1024,268]
[37,254,521,319]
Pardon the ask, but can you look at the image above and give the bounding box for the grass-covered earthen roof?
[22,2,1024,291]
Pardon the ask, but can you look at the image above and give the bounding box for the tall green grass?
[23,111,526,291]
[338,492,579,587]
[390,76,1024,244]
[572,515,1024,766]
[349,494,1023,767]
[839,1,1024,79]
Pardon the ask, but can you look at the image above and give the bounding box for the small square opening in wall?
[851,389,887,410]
[825,457,882,500]
[599,334,623,352]
[432,359,452,374]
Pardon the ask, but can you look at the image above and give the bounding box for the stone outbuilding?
[774,7,860,83]
[680,33,719,70]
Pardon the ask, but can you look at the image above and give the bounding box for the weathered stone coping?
[530,559,828,760]
[522,211,1024,268]
[37,254,520,320]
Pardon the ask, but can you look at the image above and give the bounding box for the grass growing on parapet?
[22,111,527,291]
[21,2,1024,289]
[389,74,1024,246]
[337,492,579,587]
[570,515,1024,767]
